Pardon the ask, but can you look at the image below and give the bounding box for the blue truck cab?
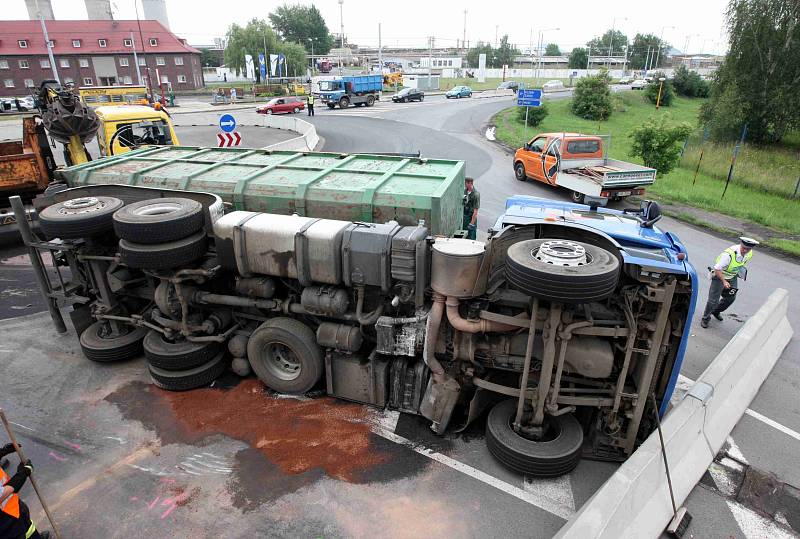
[318,75,383,109]
[494,195,698,421]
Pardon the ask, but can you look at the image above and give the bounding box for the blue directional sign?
[517,88,543,107]
[219,113,237,133]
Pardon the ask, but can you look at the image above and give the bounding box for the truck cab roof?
[94,105,172,122]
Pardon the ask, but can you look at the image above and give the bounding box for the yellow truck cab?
[94,105,179,157]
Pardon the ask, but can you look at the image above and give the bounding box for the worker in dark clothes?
[463,177,480,240]
[701,236,758,328]
[0,443,49,539]
[307,92,315,116]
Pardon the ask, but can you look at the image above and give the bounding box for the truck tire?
[571,191,585,204]
[247,317,323,394]
[486,399,584,477]
[39,196,124,239]
[149,352,227,391]
[505,239,619,304]
[143,329,221,371]
[366,95,375,106]
[514,162,527,181]
[119,231,207,270]
[79,320,147,362]
[113,197,204,244]
[339,97,350,109]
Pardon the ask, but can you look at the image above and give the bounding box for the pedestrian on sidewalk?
[230,87,237,104]
[0,443,49,539]
[307,92,315,116]
[701,236,759,328]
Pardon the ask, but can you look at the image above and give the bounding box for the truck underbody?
[12,183,693,477]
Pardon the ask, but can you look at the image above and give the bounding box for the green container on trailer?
[55,146,465,236]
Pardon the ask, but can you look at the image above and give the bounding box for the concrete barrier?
[555,288,792,539]
[476,89,516,99]
[258,114,320,152]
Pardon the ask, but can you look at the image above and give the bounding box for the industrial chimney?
[142,0,171,29]
[84,0,114,20]
[25,0,55,20]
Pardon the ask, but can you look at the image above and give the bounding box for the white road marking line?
[524,473,575,512]
[725,436,748,464]
[726,499,796,539]
[369,424,573,520]
[677,374,799,442]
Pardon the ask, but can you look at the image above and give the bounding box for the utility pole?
[36,0,59,84]
[495,25,499,48]
[428,36,433,89]
[462,10,467,55]
[339,0,345,48]
[529,28,534,79]
[622,45,628,75]
[130,32,142,85]
[587,44,591,70]
[655,25,674,70]
[644,45,651,72]
[377,23,382,73]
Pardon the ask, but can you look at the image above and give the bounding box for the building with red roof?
[0,19,203,97]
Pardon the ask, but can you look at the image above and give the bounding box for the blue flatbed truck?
[15,178,698,477]
[318,75,383,109]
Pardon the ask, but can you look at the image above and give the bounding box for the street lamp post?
[536,27,559,82]
[654,25,675,70]
[656,77,666,109]
[608,17,627,69]
[338,0,344,75]
[307,38,314,74]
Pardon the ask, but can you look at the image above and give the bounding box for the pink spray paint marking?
[65,442,82,451]
[146,496,161,510]
[160,498,178,519]
[48,451,67,462]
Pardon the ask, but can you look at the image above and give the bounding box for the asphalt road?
[0,90,797,537]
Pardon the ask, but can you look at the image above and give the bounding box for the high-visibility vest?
[308,94,315,105]
[0,467,21,519]
[715,246,752,280]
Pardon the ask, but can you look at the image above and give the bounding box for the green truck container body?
[56,146,465,236]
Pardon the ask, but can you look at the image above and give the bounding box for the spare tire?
[505,239,619,304]
[148,352,227,391]
[39,196,124,239]
[143,330,221,371]
[113,197,204,244]
[119,231,207,269]
[486,399,584,477]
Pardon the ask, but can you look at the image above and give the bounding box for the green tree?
[571,72,613,120]
[644,72,675,106]
[568,47,588,69]
[199,48,221,67]
[516,102,549,126]
[672,65,710,98]
[587,29,628,57]
[269,4,334,55]
[629,115,692,175]
[628,33,669,70]
[545,43,561,56]
[493,35,518,68]
[224,19,279,82]
[700,0,800,142]
[276,41,308,78]
[466,42,494,68]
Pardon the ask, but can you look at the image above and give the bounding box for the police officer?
[463,177,480,240]
[0,443,49,539]
[307,92,315,116]
[701,236,759,328]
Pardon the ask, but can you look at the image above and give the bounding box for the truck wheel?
[143,329,221,371]
[247,317,323,394]
[366,95,375,106]
[505,239,620,304]
[571,191,585,204]
[486,399,584,477]
[113,197,204,244]
[39,196,123,239]
[339,97,350,109]
[514,162,527,182]
[119,231,207,270]
[80,320,147,362]
[149,352,227,391]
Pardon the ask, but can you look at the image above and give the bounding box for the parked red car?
[256,96,305,115]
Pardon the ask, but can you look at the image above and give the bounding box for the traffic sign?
[217,132,242,147]
[219,114,237,133]
[517,88,543,107]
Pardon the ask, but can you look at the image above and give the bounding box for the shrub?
[515,102,549,126]
[570,73,613,120]
[629,114,692,175]
[644,72,675,107]
[672,65,711,98]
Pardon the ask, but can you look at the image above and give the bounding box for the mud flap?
[419,375,460,434]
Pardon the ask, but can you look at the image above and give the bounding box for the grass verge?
[493,92,800,236]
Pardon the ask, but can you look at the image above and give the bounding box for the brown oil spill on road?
[106,379,418,510]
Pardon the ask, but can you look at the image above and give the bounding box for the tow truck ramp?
[556,288,792,538]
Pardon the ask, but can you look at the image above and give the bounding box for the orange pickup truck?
[513,132,656,204]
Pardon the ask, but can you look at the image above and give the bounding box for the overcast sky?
[5,0,730,54]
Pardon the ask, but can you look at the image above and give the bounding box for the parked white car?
[542,80,565,92]
[618,76,634,84]
[631,79,649,90]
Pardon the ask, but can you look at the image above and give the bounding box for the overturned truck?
[14,150,698,477]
